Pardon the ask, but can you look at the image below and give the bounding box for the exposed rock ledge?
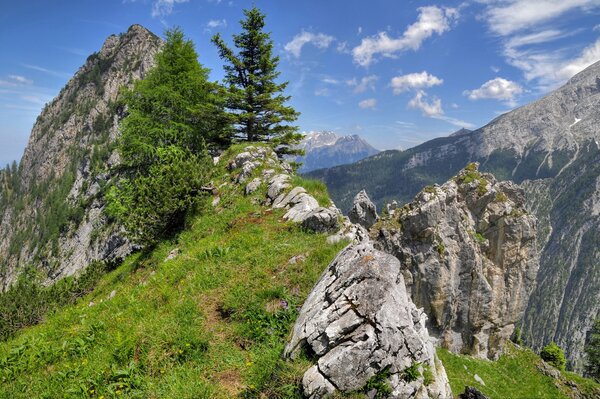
[285,242,452,399]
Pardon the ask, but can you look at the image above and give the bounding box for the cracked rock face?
[285,242,452,399]
[348,189,378,229]
[373,165,539,359]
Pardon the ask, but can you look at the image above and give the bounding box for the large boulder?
[373,164,539,359]
[285,242,452,399]
[348,189,378,229]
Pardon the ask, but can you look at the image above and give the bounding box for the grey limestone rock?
[348,190,378,229]
[245,178,262,195]
[285,242,452,399]
[373,165,539,359]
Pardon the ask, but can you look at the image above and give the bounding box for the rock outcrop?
[348,189,378,229]
[285,242,452,399]
[227,145,340,233]
[373,164,539,359]
[0,25,162,289]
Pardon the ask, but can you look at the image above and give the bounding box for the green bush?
[402,362,421,382]
[540,342,566,370]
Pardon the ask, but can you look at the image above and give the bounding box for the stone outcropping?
[227,146,340,233]
[285,242,452,399]
[373,164,539,359]
[348,189,378,229]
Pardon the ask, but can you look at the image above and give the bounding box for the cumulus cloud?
[151,0,188,18]
[390,71,443,94]
[359,98,377,110]
[408,90,475,128]
[408,90,443,117]
[352,6,458,67]
[284,31,335,58]
[346,75,378,93]
[464,77,523,105]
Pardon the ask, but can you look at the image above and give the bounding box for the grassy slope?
[0,144,344,399]
[439,344,600,399]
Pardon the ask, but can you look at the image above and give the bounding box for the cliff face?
[0,25,161,289]
[310,61,600,370]
[373,164,539,360]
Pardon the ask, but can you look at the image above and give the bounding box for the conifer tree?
[108,28,228,245]
[212,7,301,154]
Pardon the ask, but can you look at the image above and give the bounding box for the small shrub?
[540,342,566,371]
[364,366,393,398]
[436,242,445,257]
[422,364,434,386]
[402,362,421,382]
[496,191,508,202]
[423,185,436,194]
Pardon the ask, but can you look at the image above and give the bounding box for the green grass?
[438,344,600,399]
[0,145,347,399]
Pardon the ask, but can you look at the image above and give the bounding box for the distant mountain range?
[309,60,600,371]
[292,131,379,173]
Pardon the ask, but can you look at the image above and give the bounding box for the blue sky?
[2,0,600,166]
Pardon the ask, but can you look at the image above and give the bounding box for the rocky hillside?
[0,25,161,289]
[310,61,600,371]
[292,131,379,173]
[1,144,597,398]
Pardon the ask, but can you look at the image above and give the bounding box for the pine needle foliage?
[212,7,301,154]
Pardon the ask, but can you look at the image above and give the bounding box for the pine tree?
[585,319,600,381]
[212,7,301,154]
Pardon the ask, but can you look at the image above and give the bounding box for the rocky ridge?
[373,164,539,359]
[310,60,600,370]
[0,25,162,289]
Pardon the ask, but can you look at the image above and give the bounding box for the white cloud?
[347,75,378,93]
[0,75,33,86]
[284,31,335,58]
[151,0,188,18]
[505,37,600,88]
[556,38,600,78]
[408,90,443,117]
[464,77,523,105]
[315,88,330,96]
[491,65,500,73]
[359,98,377,109]
[480,1,600,90]
[390,71,443,94]
[352,6,459,67]
[321,77,340,85]
[408,90,475,128]
[206,19,227,29]
[22,64,71,79]
[483,0,600,36]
